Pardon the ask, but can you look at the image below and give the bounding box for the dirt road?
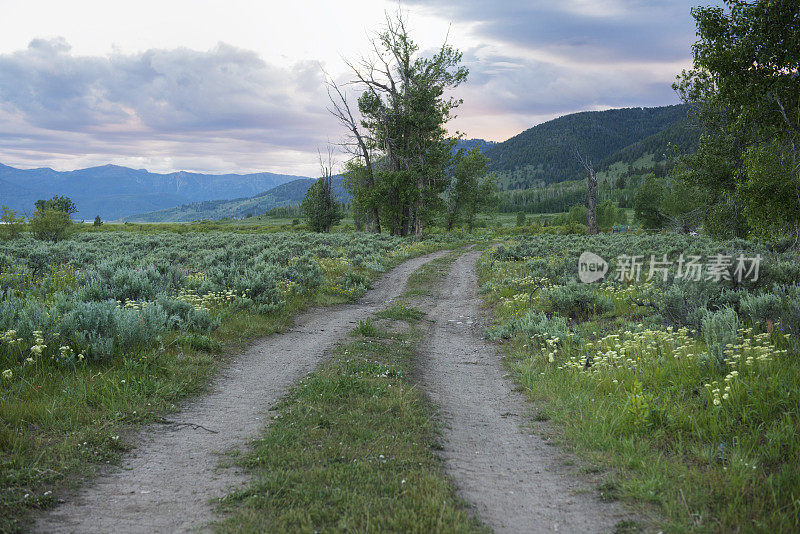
[33,251,448,534]
[419,251,632,533]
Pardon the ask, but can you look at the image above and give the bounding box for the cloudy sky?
[0,0,719,176]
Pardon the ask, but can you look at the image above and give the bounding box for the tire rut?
[419,251,634,533]
[33,251,449,534]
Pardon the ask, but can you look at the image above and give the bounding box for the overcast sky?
[0,0,719,176]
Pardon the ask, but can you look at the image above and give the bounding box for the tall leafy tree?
[35,196,78,217]
[330,11,468,237]
[675,0,800,244]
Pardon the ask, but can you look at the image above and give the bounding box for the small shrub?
[29,208,71,241]
[287,255,323,289]
[740,292,783,326]
[543,282,611,320]
[487,309,569,341]
[176,333,221,353]
[0,206,25,239]
[701,307,739,368]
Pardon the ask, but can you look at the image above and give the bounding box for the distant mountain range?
[125,140,498,222]
[1,105,699,222]
[0,164,305,220]
[124,176,349,222]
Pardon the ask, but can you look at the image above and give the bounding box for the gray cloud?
[411,0,705,63]
[0,38,334,173]
[409,0,720,136]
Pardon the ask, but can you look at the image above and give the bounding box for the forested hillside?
[486,104,691,189]
[497,116,702,214]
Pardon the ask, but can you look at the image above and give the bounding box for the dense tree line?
[635,0,799,244]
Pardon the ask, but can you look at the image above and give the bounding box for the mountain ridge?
[0,163,307,220]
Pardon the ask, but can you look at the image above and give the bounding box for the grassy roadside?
[0,238,466,532]
[215,307,484,533]
[477,238,800,532]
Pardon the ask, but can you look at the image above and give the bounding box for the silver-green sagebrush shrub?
[487,309,570,341]
[233,267,285,314]
[543,281,612,320]
[740,292,784,326]
[286,255,323,289]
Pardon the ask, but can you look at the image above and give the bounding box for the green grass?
[403,252,462,298]
[478,245,800,532]
[0,233,466,532]
[376,304,426,322]
[215,314,485,533]
[354,318,380,337]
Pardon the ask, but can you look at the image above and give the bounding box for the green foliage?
[632,175,666,228]
[353,318,379,337]
[444,147,498,232]
[739,140,799,240]
[34,196,77,217]
[674,0,800,243]
[567,205,589,226]
[740,292,783,326]
[596,200,626,229]
[337,12,470,237]
[301,176,342,233]
[29,208,72,241]
[487,105,691,189]
[515,211,527,227]
[93,215,103,227]
[701,307,739,368]
[543,281,611,320]
[487,309,569,341]
[479,233,800,531]
[0,207,25,240]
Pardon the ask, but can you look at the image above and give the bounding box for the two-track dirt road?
[36,249,630,533]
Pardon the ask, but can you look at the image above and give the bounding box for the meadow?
[0,229,463,530]
[479,233,800,531]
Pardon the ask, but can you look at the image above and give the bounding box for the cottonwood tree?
[675,0,800,245]
[35,196,77,218]
[328,10,468,237]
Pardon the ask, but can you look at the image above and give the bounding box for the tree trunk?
[371,208,381,234]
[413,173,425,239]
[399,204,409,236]
[587,169,598,234]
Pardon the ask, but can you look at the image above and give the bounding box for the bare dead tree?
[575,149,598,234]
[324,76,381,233]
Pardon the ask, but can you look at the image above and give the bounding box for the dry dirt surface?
[33,251,448,534]
[419,251,634,533]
